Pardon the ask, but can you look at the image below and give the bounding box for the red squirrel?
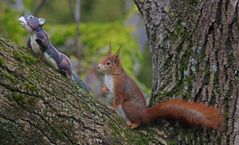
[97,48,223,129]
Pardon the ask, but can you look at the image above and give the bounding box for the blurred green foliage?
[19,0,125,23]
[45,22,142,78]
[81,0,125,22]
[0,3,27,44]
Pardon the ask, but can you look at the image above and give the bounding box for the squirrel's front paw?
[127,121,140,129]
[102,85,109,94]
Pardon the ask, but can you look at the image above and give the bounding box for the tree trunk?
[134,0,239,144]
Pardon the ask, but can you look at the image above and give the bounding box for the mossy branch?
[0,37,162,145]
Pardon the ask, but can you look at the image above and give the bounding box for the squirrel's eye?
[106,62,111,65]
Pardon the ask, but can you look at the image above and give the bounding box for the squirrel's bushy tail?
[143,99,223,129]
[72,72,89,92]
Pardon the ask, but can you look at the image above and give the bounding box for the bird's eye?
[106,61,111,65]
[28,15,34,19]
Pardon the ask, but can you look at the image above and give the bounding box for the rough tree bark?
[134,0,239,144]
[0,37,153,145]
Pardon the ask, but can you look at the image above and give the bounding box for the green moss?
[215,134,222,145]
[15,137,26,145]
[195,61,200,72]
[12,92,25,103]
[166,126,180,145]
[0,120,26,145]
[132,136,147,145]
[172,80,184,96]
[108,121,125,144]
[157,91,167,99]
[226,26,234,66]
[12,92,37,112]
[223,83,233,120]
[156,79,185,100]
[227,52,234,66]
[187,0,198,7]
[107,119,147,145]
[214,64,219,84]
[56,131,66,140]
[111,123,121,137]
[171,19,184,41]
[26,83,37,92]
[0,57,4,67]
[171,18,191,42]
[185,76,193,99]
[28,68,42,82]
[168,127,199,145]
[180,49,192,71]
[13,51,23,60]
[157,36,194,99]
[168,140,177,145]
[22,53,37,65]
[13,50,37,65]
[0,64,13,82]
[0,69,16,83]
[199,48,206,62]
[204,63,210,85]
[5,73,15,82]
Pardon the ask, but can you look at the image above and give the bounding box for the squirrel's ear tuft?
[38,18,46,26]
[108,41,112,55]
[114,44,122,57]
[108,47,112,55]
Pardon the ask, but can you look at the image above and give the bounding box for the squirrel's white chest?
[30,34,42,54]
[104,75,114,94]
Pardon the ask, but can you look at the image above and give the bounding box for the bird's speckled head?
[18,15,46,33]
